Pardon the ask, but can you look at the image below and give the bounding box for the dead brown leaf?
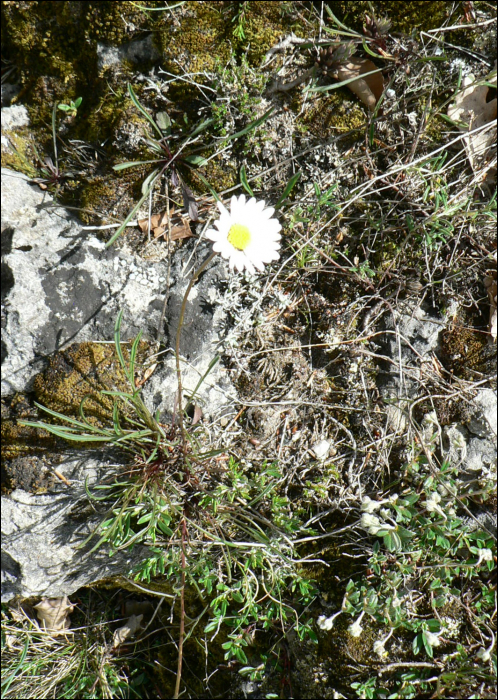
[138,210,193,240]
[192,403,203,426]
[112,613,143,649]
[484,252,497,341]
[167,220,193,240]
[447,64,497,181]
[332,58,384,112]
[34,596,74,636]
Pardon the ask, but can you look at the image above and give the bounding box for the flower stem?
[174,251,216,450]
[173,517,187,699]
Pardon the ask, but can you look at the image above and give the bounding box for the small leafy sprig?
[57,96,83,117]
[108,83,274,247]
[31,103,76,195]
[109,83,212,246]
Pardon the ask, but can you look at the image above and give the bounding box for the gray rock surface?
[373,299,497,482]
[1,454,152,603]
[1,165,236,601]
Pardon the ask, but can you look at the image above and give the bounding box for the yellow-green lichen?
[300,92,367,138]
[0,129,39,178]
[33,341,149,428]
[329,1,449,34]
[1,393,57,465]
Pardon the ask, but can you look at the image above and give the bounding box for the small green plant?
[231,0,249,41]
[328,444,496,698]
[20,311,165,453]
[30,103,76,195]
[109,83,273,247]
[20,312,318,696]
[57,96,82,117]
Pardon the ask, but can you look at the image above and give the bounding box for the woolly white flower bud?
[425,631,441,647]
[361,496,381,513]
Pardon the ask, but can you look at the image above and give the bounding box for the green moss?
[1,393,57,465]
[33,341,149,427]
[241,0,305,64]
[78,176,125,225]
[440,312,492,380]
[329,1,449,34]
[154,2,232,75]
[0,129,38,178]
[191,158,238,195]
[301,92,367,138]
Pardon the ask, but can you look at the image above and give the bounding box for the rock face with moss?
[1,169,237,600]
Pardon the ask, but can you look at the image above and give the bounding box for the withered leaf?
[333,58,384,112]
[138,210,193,241]
[167,220,192,240]
[34,596,74,636]
[447,64,497,181]
[138,210,173,234]
[192,403,203,426]
[180,181,199,221]
[112,613,143,648]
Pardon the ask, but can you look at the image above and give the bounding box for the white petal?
[206,228,222,242]
[217,200,229,216]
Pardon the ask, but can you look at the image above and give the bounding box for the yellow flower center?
[227,223,251,251]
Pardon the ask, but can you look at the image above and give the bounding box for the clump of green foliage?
[19,311,319,692]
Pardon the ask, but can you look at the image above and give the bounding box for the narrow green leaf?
[240,165,254,197]
[275,171,301,209]
[2,631,30,695]
[362,38,383,59]
[308,66,383,94]
[113,159,162,171]
[127,83,163,139]
[128,330,144,387]
[187,355,220,404]
[52,102,58,168]
[188,117,214,138]
[141,168,161,196]
[195,171,221,202]
[183,154,208,166]
[323,5,361,35]
[19,421,112,442]
[106,189,151,247]
[113,310,128,379]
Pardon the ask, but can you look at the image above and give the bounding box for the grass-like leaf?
[240,165,254,197]
[275,171,301,209]
[127,83,163,140]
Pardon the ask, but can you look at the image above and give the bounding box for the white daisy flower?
[205,194,281,274]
